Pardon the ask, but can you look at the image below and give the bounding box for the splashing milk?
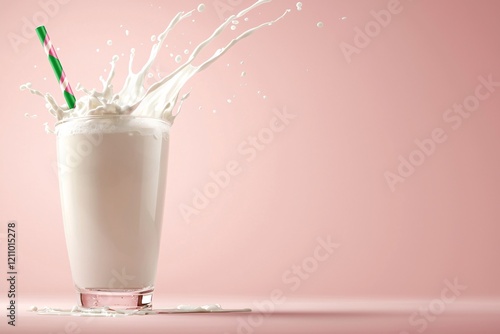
[21,0,289,126]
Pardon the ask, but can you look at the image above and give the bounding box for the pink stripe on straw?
[59,73,75,95]
[43,35,57,58]
[44,33,74,96]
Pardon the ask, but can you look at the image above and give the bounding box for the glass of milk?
[55,115,170,309]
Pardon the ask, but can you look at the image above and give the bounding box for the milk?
[56,117,169,292]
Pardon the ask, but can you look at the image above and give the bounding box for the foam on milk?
[21,0,290,127]
[55,116,168,137]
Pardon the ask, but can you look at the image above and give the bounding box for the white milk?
[56,116,169,292]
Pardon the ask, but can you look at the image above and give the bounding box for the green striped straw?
[35,26,76,109]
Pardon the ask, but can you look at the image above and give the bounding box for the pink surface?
[1,0,500,333]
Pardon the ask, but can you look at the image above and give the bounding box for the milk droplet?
[125,30,129,36]
[227,99,232,103]
[244,17,249,21]
[151,35,156,42]
[197,3,205,12]
[96,48,100,52]
[44,122,53,134]
[147,73,154,78]
[120,24,123,28]
[107,40,112,46]
[232,20,239,25]
[175,55,182,63]
[43,77,47,80]
[317,21,324,28]
[213,109,217,113]
[231,25,237,31]
[263,95,267,99]
[169,53,174,57]
[296,2,302,11]
[257,90,261,94]
[29,306,38,312]
[340,16,347,20]
[57,47,60,51]
[241,71,246,77]
[198,106,202,110]
[240,60,244,65]
[184,49,189,54]
[34,65,37,68]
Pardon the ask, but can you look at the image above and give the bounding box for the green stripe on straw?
[35,26,76,109]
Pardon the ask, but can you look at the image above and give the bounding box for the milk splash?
[21,0,290,126]
[29,304,251,317]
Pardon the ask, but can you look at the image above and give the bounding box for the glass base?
[78,288,154,309]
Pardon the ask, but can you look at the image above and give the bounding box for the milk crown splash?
[21,0,290,127]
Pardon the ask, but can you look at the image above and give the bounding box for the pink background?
[1,0,500,333]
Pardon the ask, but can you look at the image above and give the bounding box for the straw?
[35,26,76,109]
